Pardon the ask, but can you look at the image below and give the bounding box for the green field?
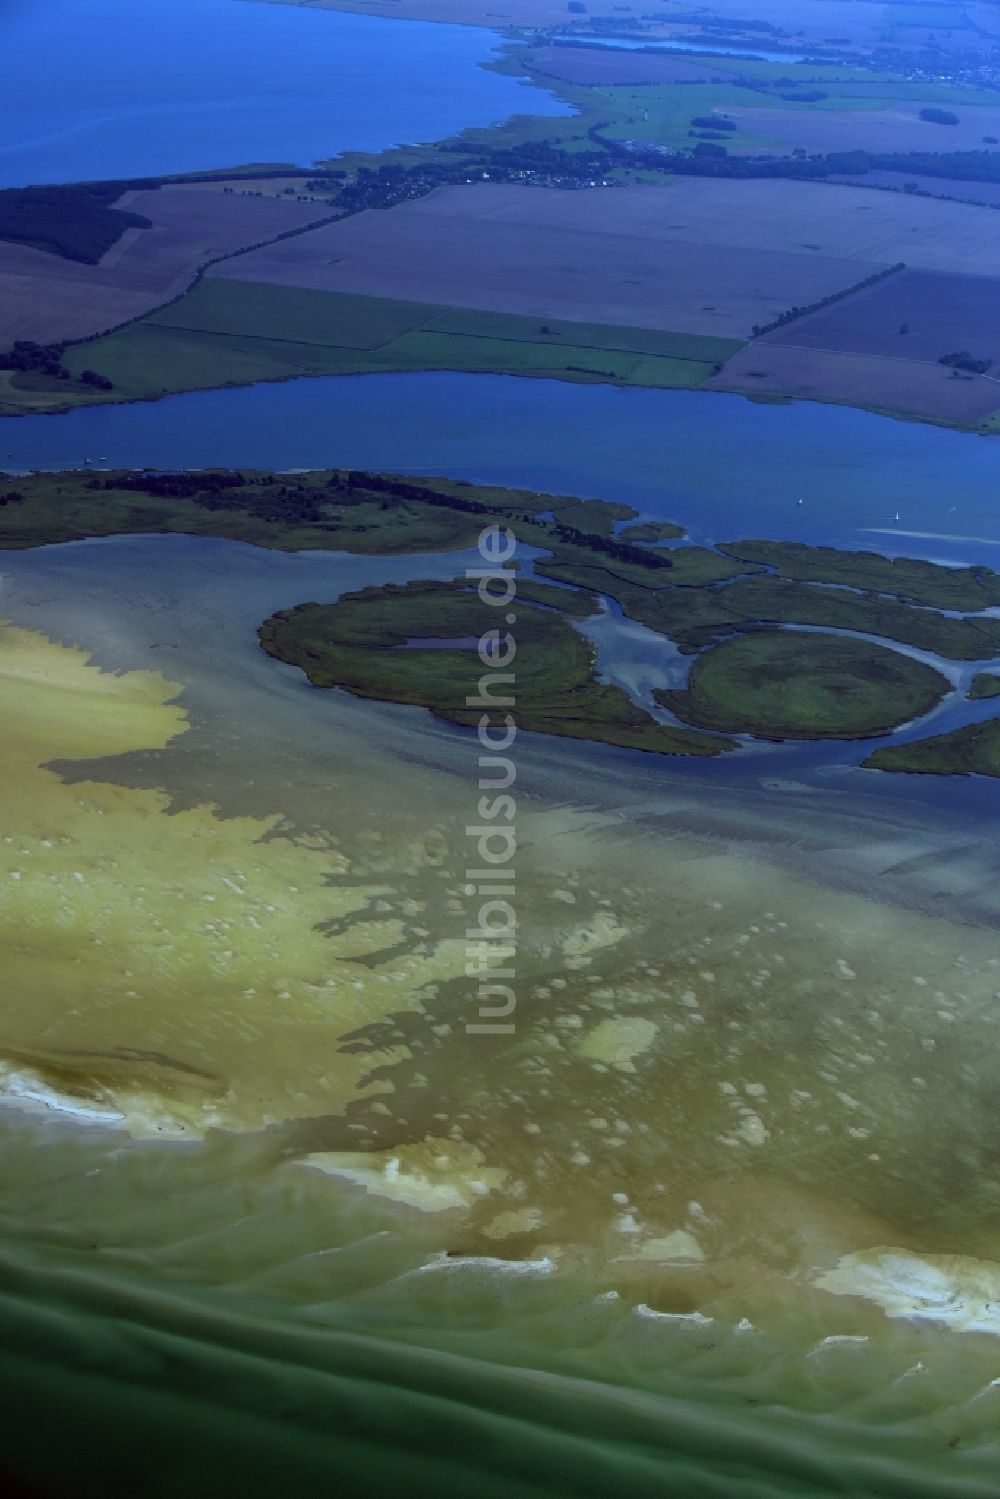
[60,279,738,403]
[422,307,740,363]
[594,75,1000,152]
[660,630,950,740]
[150,278,447,349]
[597,84,782,152]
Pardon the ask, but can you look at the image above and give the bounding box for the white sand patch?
[305,1139,506,1213]
[816,1248,1000,1335]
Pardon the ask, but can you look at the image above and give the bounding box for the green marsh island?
[7,467,1000,768]
[658,631,949,741]
[969,670,1000,699]
[259,579,726,756]
[865,719,1000,776]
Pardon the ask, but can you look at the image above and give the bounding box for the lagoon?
[4,372,999,568]
[0,0,565,188]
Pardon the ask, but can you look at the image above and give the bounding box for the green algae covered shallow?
[0,621,476,1134]
[8,545,1000,1496]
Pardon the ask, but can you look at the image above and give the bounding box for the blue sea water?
[0,0,565,187]
[3,372,997,567]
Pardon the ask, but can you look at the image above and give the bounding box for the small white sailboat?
[796,497,804,506]
[893,510,901,523]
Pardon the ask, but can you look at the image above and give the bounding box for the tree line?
[750,263,906,338]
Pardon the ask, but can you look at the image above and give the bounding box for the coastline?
[9,4,1000,1491]
[6,358,996,436]
[6,22,999,434]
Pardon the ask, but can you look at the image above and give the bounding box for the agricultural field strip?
[280,180,1000,277]
[407,180,1000,274]
[0,186,339,347]
[148,296,732,366]
[209,204,890,338]
[761,265,1000,372]
[707,343,1000,423]
[49,275,728,405]
[760,339,995,368]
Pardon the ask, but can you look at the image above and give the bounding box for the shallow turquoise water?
[4,381,1000,1492]
[0,0,564,187]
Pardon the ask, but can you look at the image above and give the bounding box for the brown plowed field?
[528,45,728,86]
[728,103,1000,158]
[406,178,1000,274]
[708,342,1000,423]
[211,181,891,338]
[0,185,330,346]
[211,178,1000,338]
[764,267,1000,369]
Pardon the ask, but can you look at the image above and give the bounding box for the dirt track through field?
[211,178,1000,338]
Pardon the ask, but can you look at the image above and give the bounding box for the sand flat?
[709,341,1000,423]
